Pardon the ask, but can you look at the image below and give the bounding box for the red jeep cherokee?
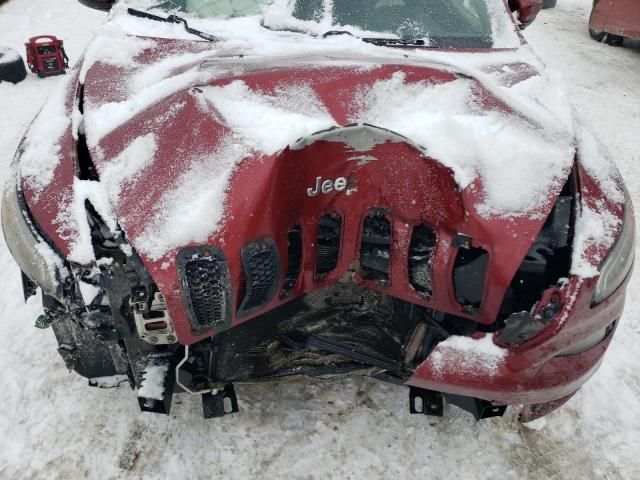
[2,0,634,421]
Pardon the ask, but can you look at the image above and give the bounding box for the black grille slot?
[360,211,391,281]
[316,213,342,278]
[178,248,231,334]
[238,239,281,317]
[453,244,489,313]
[409,225,437,295]
[282,227,302,295]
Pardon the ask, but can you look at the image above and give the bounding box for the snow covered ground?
[1,0,639,478]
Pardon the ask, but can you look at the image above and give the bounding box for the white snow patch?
[571,203,621,279]
[139,364,169,401]
[78,280,101,305]
[18,70,75,193]
[79,23,155,83]
[430,334,507,376]
[135,140,247,260]
[89,375,129,389]
[575,123,625,204]
[84,67,213,147]
[56,179,118,265]
[128,49,217,94]
[522,417,547,431]
[354,71,574,216]
[34,241,68,282]
[0,45,21,62]
[200,81,336,155]
[99,133,158,205]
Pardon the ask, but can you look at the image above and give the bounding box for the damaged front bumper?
[407,272,629,409]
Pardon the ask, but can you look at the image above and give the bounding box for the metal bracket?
[131,291,178,345]
[137,353,175,415]
[445,394,507,420]
[409,387,444,416]
[202,385,239,419]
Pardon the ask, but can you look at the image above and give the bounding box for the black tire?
[589,28,606,42]
[0,47,27,84]
[605,33,624,46]
[78,0,115,10]
[543,0,557,8]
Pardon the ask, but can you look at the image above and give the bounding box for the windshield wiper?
[322,31,426,47]
[361,37,427,47]
[127,8,220,42]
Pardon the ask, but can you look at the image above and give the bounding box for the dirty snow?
[1,0,640,479]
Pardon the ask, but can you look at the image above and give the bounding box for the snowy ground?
[1,1,639,478]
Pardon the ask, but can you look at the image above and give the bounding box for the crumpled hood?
[19,34,626,343]
[20,35,582,264]
[75,37,578,259]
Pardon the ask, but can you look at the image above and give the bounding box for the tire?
[543,0,557,8]
[605,34,624,46]
[78,0,115,10]
[0,46,27,84]
[589,28,606,42]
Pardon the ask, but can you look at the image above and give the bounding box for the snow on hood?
[15,8,626,268]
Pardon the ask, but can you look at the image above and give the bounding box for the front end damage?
[4,113,630,421]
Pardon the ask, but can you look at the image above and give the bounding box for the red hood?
[20,37,587,344]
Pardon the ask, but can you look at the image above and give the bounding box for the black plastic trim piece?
[315,213,342,279]
[177,246,232,335]
[282,227,302,296]
[237,238,281,318]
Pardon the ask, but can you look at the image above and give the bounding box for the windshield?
[151,0,271,18]
[291,0,493,47]
[141,0,514,48]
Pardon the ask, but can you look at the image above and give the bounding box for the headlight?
[593,188,635,304]
[1,172,65,298]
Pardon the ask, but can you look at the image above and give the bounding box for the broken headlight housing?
[1,172,65,298]
[593,189,635,304]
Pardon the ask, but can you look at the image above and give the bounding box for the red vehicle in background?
[589,0,640,45]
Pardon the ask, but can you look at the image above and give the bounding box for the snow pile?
[135,140,248,260]
[354,71,575,216]
[429,334,507,377]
